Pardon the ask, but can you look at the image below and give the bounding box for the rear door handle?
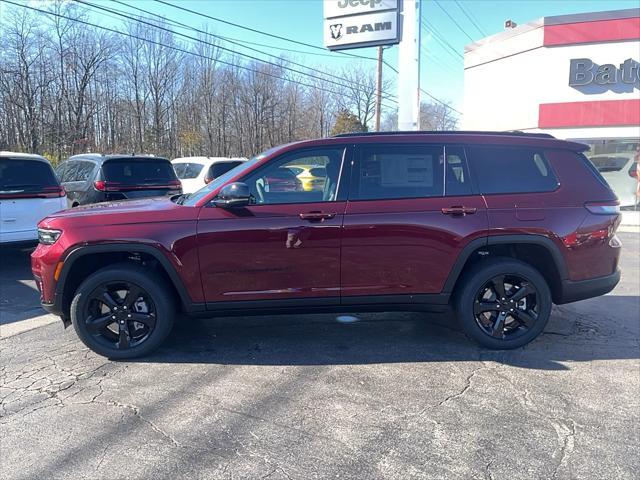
[299,212,336,221]
[441,206,477,216]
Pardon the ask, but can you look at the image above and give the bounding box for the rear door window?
[351,144,444,200]
[102,159,177,185]
[173,162,204,179]
[467,146,559,194]
[0,158,59,195]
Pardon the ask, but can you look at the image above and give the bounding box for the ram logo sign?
[323,10,400,50]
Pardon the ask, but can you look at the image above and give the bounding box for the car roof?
[65,154,170,163]
[275,131,589,152]
[0,151,50,163]
[171,156,246,163]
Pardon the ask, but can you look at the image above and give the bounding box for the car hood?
[48,197,178,218]
[39,196,200,230]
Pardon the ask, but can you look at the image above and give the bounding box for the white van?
[172,157,247,194]
[0,152,67,245]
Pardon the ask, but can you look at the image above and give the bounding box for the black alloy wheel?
[71,263,175,359]
[473,274,540,340]
[455,258,552,349]
[84,281,157,350]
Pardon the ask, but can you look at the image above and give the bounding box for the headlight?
[38,228,62,245]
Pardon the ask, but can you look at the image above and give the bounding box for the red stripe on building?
[539,99,640,128]
[544,17,640,46]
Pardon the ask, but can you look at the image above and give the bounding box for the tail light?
[563,201,621,247]
[41,186,66,198]
[94,180,106,191]
[629,164,638,178]
[168,179,182,188]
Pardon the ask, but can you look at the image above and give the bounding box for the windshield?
[182,156,261,206]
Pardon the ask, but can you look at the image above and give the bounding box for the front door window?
[242,148,345,204]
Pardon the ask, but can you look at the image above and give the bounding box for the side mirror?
[211,182,251,208]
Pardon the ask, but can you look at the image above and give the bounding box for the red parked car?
[31,132,622,358]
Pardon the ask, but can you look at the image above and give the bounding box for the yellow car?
[286,165,327,192]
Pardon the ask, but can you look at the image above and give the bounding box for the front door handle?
[441,206,477,216]
[299,212,336,221]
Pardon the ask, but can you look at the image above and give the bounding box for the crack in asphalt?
[436,362,497,408]
[103,400,182,448]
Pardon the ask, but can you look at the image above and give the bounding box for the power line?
[433,0,475,43]
[421,19,464,61]
[102,0,398,102]
[1,0,398,111]
[420,88,462,115]
[153,0,399,74]
[453,0,488,37]
[72,0,399,103]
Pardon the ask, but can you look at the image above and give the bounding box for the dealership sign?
[324,0,401,51]
[569,58,640,86]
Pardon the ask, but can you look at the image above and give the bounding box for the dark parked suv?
[32,132,622,358]
[56,154,181,206]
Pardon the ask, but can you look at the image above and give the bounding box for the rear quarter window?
[467,146,559,194]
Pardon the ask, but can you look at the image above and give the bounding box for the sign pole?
[375,46,383,132]
[397,0,420,131]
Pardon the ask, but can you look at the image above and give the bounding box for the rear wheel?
[455,258,552,349]
[70,264,175,359]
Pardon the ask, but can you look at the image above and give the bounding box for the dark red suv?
[31,132,622,358]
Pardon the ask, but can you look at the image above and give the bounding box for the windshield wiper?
[174,193,191,205]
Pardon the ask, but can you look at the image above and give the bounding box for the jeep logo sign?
[324,0,398,19]
[323,1,400,51]
[569,58,640,87]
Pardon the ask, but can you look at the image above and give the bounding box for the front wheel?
[454,258,552,349]
[70,264,175,359]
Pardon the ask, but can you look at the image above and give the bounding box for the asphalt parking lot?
[1,234,638,480]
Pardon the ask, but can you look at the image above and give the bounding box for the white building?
[463,8,640,153]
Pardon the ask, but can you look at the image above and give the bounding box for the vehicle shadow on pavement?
[0,245,47,325]
[134,294,639,371]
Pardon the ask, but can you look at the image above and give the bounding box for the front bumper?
[556,268,621,304]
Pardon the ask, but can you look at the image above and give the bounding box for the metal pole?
[397,0,420,130]
[375,46,383,132]
[415,0,422,130]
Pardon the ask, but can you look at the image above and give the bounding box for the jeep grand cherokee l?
[31,132,622,359]
[56,154,181,206]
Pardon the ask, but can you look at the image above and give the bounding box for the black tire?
[454,257,552,349]
[71,263,175,359]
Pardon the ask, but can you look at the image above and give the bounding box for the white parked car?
[588,152,638,208]
[0,152,67,245]
[171,156,247,194]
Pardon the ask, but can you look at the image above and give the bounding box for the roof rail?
[332,130,556,139]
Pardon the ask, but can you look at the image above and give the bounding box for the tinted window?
[74,161,95,182]
[243,148,344,204]
[173,162,204,179]
[62,161,80,183]
[467,146,558,194]
[445,146,473,196]
[55,163,67,182]
[207,161,244,180]
[102,159,177,185]
[0,159,58,191]
[352,145,444,200]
